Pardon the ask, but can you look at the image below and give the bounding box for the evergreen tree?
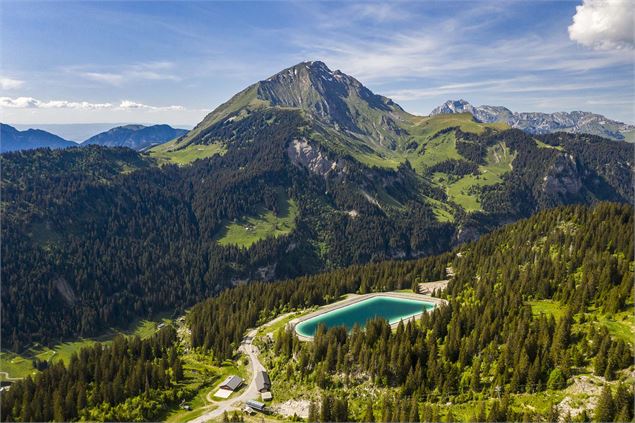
[409,398,420,423]
[363,400,375,423]
[320,395,333,423]
[308,400,319,423]
[445,408,455,423]
[594,385,614,423]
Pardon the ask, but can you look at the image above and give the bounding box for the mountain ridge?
[82,124,187,150]
[0,123,76,153]
[431,99,635,141]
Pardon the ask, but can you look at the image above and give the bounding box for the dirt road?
[187,313,292,423]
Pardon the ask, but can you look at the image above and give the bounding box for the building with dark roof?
[255,370,271,393]
[219,375,243,391]
[246,399,266,412]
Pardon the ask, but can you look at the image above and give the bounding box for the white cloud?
[0,97,113,109]
[80,72,125,85]
[0,96,184,111]
[386,77,628,101]
[349,3,407,22]
[0,77,25,90]
[118,100,184,111]
[72,61,181,86]
[568,0,635,50]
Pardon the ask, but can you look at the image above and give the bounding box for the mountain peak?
[119,124,147,131]
[181,60,408,148]
[257,60,370,110]
[1,123,75,153]
[430,99,475,116]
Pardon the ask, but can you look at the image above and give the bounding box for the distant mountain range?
[82,124,187,150]
[430,99,635,141]
[0,124,76,153]
[1,123,187,152]
[11,123,134,142]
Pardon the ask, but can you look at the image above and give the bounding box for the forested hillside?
[2,61,633,352]
[1,111,452,350]
[2,110,633,351]
[0,327,187,422]
[3,203,632,421]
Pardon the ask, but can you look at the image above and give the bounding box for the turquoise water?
[295,295,435,338]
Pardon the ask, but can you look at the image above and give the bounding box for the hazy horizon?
[7,122,195,142]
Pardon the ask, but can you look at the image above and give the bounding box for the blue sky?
[1,0,633,126]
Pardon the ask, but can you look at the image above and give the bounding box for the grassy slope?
[216,191,299,248]
[310,113,513,218]
[529,300,635,345]
[148,139,227,165]
[622,129,635,143]
[0,317,171,380]
[433,142,516,212]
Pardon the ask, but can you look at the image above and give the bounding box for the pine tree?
[308,400,319,423]
[320,395,332,423]
[333,398,348,422]
[173,358,184,381]
[613,383,633,422]
[603,357,618,381]
[546,404,559,423]
[594,385,614,423]
[52,390,64,422]
[382,397,393,423]
[476,401,486,422]
[445,408,455,423]
[471,357,481,392]
[363,400,375,423]
[409,398,420,422]
[614,406,630,423]
[547,368,565,390]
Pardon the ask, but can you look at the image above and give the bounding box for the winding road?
[188,313,292,423]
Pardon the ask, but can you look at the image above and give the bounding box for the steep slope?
[0,123,76,152]
[172,61,410,151]
[431,99,635,141]
[82,124,187,150]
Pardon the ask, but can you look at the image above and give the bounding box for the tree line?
[1,327,185,422]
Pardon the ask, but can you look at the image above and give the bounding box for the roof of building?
[246,399,266,411]
[219,375,243,391]
[255,370,271,391]
[261,391,273,401]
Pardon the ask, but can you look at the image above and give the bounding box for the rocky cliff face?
[541,153,583,202]
[287,138,346,177]
[431,99,634,141]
